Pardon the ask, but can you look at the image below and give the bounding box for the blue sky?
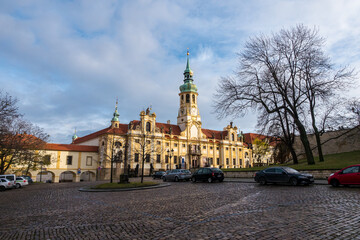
[1,0,359,143]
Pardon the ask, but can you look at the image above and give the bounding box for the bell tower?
[177,50,201,133]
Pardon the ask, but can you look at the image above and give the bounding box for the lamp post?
[167,149,174,170]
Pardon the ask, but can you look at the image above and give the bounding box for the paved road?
[1,178,359,239]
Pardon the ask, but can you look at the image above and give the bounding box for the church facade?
[30,52,253,182]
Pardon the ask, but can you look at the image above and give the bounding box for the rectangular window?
[86,156,92,166]
[174,143,178,147]
[209,158,213,165]
[182,144,186,148]
[43,155,51,164]
[135,139,140,143]
[217,158,220,165]
[146,140,151,144]
[203,146,206,149]
[226,147,229,150]
[156,154,161,163]
[233,148,235,151]
[165,155,169,163]
[233,158,236,165]
[66,156,73,165]
[157,141,161,145]
[174,156,177,164]
[239,159,242,165]
[166,143,169,146]
[210,146,213,150]
[226,158,229,165]
[216,147,219,150]
[134,153,139,162]
[146,154,150,162]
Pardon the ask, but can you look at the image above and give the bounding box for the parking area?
[0,179,359,239]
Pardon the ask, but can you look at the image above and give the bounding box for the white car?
[15,177,29,188]
[0,178,14,191]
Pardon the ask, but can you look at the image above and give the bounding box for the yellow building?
[29,51,253,182]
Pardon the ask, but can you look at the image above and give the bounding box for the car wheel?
[290,178,298,186]
[259,177,267,185]
[16,183,21,188]
[207,177,212,183]
[0,186,5,191]
[330,179,339,187]
[175,177,179,182]
[162,177,166,182]
[191,177,196,183]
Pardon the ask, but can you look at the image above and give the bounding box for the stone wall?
[224,169,337,179]
[293,126,360,158]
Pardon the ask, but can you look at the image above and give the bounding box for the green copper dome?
[180,80,198,93]
[180,50,198,93]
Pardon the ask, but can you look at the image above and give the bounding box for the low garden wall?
[224,169,337,179]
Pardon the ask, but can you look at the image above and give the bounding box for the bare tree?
[0,119,49,174]
[133,133,163,183]
[214,25,354,165]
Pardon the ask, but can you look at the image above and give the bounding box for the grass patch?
[92,181,158,189]
[223,150,360,172]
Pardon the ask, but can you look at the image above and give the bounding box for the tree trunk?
[296,121,315,165]
[311,111,325,162]
[141,158,145,183]
[289,145,298,164]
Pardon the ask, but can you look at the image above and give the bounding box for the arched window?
[232,133,235,141]
[146,122,151,132]
[192,95,195,103]
[186,94,190,103]
[181,95,184,102]
[115,141,121,148]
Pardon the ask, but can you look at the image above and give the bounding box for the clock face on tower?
[191,107,197,115]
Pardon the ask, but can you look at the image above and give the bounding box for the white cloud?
[0,0,359,143]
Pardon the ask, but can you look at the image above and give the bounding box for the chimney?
[167,120,171,124]
[230,122,233,128]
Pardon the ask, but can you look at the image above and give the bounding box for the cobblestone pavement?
[1,178,359,240]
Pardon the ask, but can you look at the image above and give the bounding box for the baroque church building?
[31,52,253,182]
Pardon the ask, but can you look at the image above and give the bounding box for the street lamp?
[167,149,174,170]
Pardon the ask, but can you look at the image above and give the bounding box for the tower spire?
[111,98,120,122]
[183,48,193,79]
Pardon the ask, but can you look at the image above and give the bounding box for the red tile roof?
[201,129,228,140]
[243,133,278,147]
[72,124,128,144]
[44,143,98,152]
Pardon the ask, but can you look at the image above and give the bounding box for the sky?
[1,0,360,144]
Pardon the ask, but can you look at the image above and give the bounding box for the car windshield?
[180,170,191,174]
[283,167,299,174]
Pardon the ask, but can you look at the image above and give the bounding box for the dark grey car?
[254,167,314,186]
[162,169,192,182]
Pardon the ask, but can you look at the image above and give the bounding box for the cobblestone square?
[0,179,359,240]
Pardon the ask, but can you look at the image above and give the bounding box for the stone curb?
[78,183,171,192]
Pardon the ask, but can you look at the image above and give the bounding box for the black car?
[191,167,224,183]
[152,171,166,179]
[254,167,314,186]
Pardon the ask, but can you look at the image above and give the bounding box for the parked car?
[254,167,314,186]
[152,171,166,179]
[191,168,224,183]
[162,169,192,182]
[328,164,360,187]
[15,177,29,188]
[21,175,33,184]
[0,174,17,188]
[0,178,14,191]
